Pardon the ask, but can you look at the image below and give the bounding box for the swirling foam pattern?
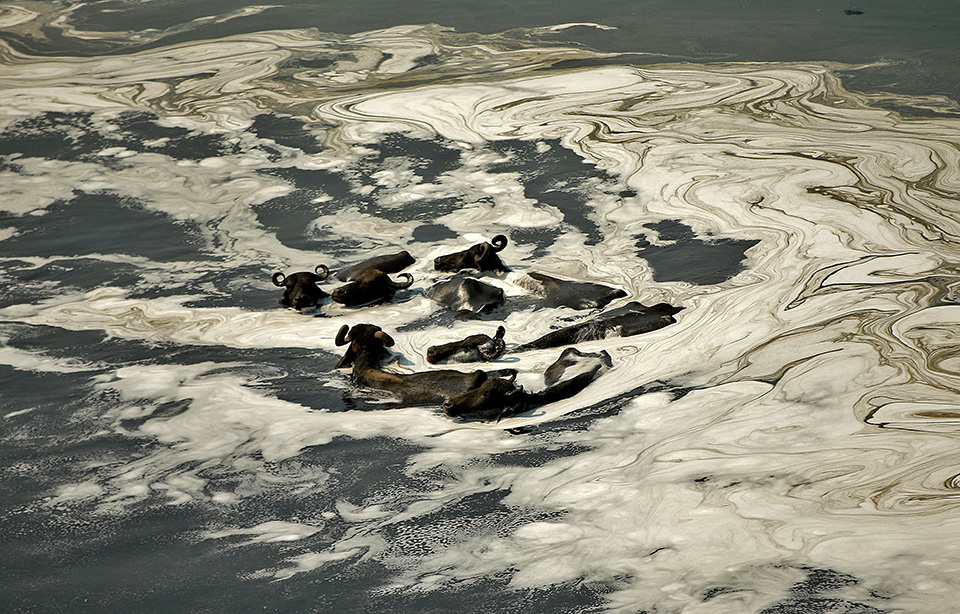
[3,13,960,613]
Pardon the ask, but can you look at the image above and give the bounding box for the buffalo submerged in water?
[330,270,414,307]
[426,325,506,364]
[442,349,611,421]
[333,323,609,420]
[334,323,509,405]
[524,272,627,311]
[335,251,415,282]
[511,301,684,353]
[425,276,505,314]
[272,264,331,312]
[434,235,510,273]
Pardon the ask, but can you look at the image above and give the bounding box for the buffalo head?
[334,323,396,370]
[272,264,330,312]
[441,371,524,420]
[330,270,414,306]
[434,235,509,273]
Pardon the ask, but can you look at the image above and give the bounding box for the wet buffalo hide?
[336,251,415,281]
[512,301,683,352]
[543,347,613,386]
[526,272,627,310]
[426,276,505,313]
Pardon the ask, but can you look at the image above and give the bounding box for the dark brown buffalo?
[334,323,394,371]
[434,235,509,273]
[334,323,491,404]
[511,301,683,353]
[425,276,505,314]
[442,357,604,421]
[543,347,612,386]
[442,373,523,420]
[336,251,415,282]
[526,272,627,310]
[427,325,506,364]
[330,270,414,306]
[272,265,330,312]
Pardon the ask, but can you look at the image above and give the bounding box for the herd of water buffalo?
[271,235,683,421]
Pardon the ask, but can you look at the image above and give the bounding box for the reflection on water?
[3,4,960,613]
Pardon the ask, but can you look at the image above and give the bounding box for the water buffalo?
[334,323,394,370]
[425,276,505,313]
[511,301,683,352]
[331,270,414,307]
[336,251,415,282]
[334,323,492,404]
[272,265,330,312]
[543,347,612,386]
[442,353,605,421]
[434,235,509,273]
[526,272,627,310]
[427,325,506,364]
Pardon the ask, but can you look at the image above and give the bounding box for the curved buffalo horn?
[314,264,330,280]
[390,272,414,289]
[490,235,508,252]
[272,272,287,287]
[335,324,350,346]
[478,326,507,361]
[478,339,506,362]
[374,330,395,347]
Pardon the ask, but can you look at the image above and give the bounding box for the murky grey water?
[3,2,960,612]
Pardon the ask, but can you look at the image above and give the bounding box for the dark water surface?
[3,1,960,613]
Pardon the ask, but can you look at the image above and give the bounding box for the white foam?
[5,20,960,612]
[0,5,37,29]
[205,520,323,544]
[0,336,95,375]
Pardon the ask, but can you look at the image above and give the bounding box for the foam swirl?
[3,16,960,612]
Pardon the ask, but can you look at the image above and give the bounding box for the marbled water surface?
[2,2,960,612]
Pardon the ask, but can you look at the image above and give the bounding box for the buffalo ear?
[335,324,350,346]
[374,331,395,347]
[467,370,487,390]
